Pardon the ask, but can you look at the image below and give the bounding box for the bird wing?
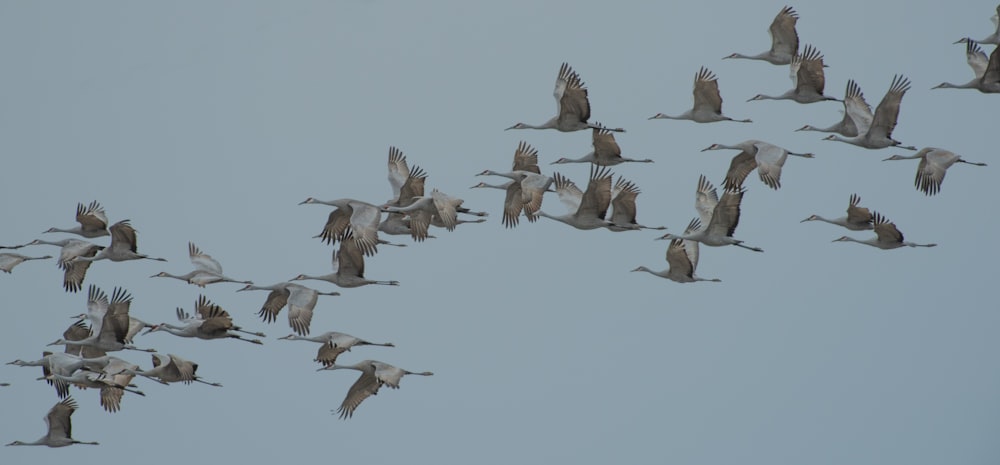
[108,220,139,254]
[846,194,873,227]
[315,341,348,367]
[695,175,719,227]
[768,5,799,59]
[591,126,622,163]
[577,165,613,220]
[257,288,290,324]
[502,181,524,228]
[552,172,583,213]
[752,142,788,190]
[166,356,197,383]
[336,234,366,278]
[512,141,541,173]
[46,397,77,441]
[610,177,640,226]
[794,45,826,95]
[430,189,460,231]
[692,67,723,114]
[317,208,351,246]
[557,65,592,125]
[666,238,695,279]
[285,285,319,336]
[872,212,904,244]
[386,146,409,202]
[982,43,1000,85]
[188,242,224,274]
[337,369,380,419]
[868,75,910,140]
[76,201,108,235]
[681,219,702,271]
[723,150,757,192]
[914,148,954,196]
[347,201,381,256]
[63,246,100,293]
[843,80,873,136]
[100,287,133,345]
[966,40,990,79]
[396,165,428,208]
[708,188,746,238]
[520,173,552,222]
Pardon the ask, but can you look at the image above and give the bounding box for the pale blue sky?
[2,1,998,464]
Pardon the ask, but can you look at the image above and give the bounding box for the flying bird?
[883,147,987,195]
[723,5,800,65]
[5,398,99,447]
[649,67,751,123]
[43,201,110,238]
[932,39,1000,93]
[506,63,625,133]
[801,194,875,230]
[822,75,917,150]
[318,359,433,419]
[833,213,936,249]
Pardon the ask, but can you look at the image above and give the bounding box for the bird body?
[292,231,400,288]
[300,198,383,256]
[551,126,652,166]
[801,194,874,230]
[823,75,916,150]
[507,63,625,133]
[318,359,432,419]
[724,6,800,65]
[933,39,1000,93]
[702,140,813,190]
[633,220,719,283]
[797,80,872,136]
[0,253,51,273]
[43,201,110,238]
[536,166,615,230]
[658,176,763,252]
[151,242,249,287]
[650,67,751,123]
[833,213,936,249]
[748,44,837,103]
[5,398,98,447]
[278,332,394,366]
[23,238,103,292]
[49,286,156,353]
[238,282,340,335]
[144,295,264,344]
[72,220,167,263]
[883,147,987,195]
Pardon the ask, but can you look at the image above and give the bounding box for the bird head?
[832,236,850,243]
[505,123,527,131]
[700,144,722,152]
[882,155,906,161]
[746,94,764,102]
[298,197,317,205]
[647,113,666,120]
[821,135,838,141]
[800,215,819,223]
[794,125,814,132]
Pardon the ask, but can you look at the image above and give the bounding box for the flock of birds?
[1,4,996,448]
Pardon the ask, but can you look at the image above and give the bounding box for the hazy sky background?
[2,1,998,463]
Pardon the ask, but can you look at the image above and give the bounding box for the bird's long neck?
[156,272,188,281]
[634,266,669,278]
[934,80,977,89]
[10,437,49,446]
[814,216,847,227]
[44,227,80,235]
[535,211,570,225]
[554,153,595,164]
[825,135,862,146]
[652,112,688,121]
[31,240,66,247]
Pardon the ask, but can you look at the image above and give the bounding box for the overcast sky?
[2,1,998,463]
